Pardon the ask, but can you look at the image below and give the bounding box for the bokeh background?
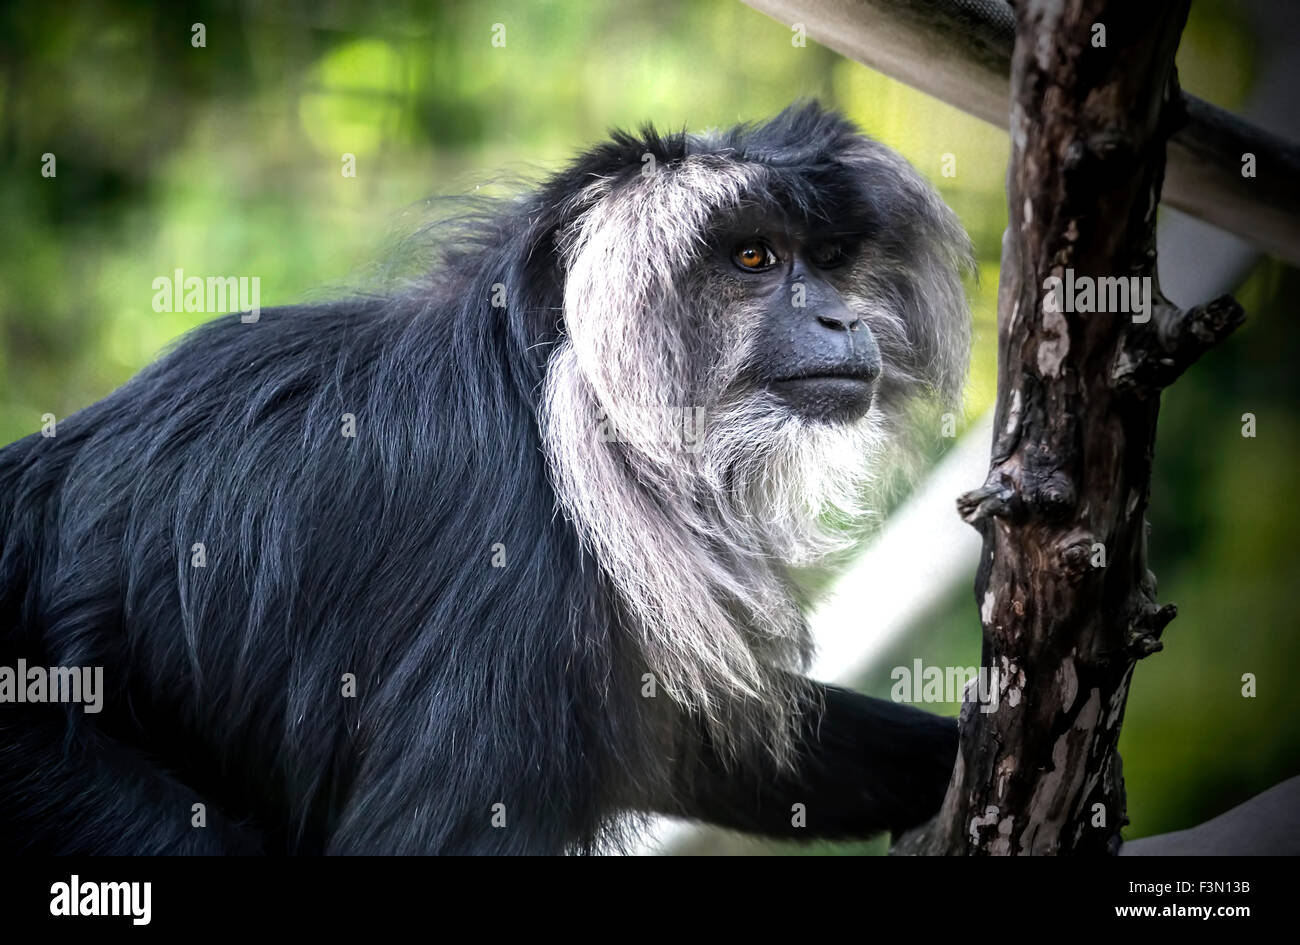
[2,0,1296,853]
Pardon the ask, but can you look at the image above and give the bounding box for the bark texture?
[896,0,1244,855]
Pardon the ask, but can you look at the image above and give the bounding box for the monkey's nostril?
[816,313,860,331]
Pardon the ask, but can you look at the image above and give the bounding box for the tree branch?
[743,0,1300,267]
[893,0,1243,855]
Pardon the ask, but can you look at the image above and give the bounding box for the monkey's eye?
[808,241,850,269]
[733,241,777,272]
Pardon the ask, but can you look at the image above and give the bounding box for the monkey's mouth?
[769,374,876,422]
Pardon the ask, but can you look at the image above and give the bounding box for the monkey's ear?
[841,140,975,409]
[905,192,975,409]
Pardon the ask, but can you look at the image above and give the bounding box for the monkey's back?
[0,296,646,853]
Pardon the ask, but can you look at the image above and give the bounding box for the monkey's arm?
[667,682,958,841]
[0,710,264,855]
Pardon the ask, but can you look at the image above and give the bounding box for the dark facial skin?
[713,210,883,423]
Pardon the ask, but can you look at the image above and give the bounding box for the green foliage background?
[1,0,1294,853]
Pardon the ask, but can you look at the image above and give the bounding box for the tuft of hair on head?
[540,101,973,757]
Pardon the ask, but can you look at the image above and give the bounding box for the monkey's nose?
[813,304,862,332]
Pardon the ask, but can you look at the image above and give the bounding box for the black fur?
[0,103,957,854]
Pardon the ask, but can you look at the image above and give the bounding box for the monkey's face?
[706,206,883,425]
[548,103,971,564]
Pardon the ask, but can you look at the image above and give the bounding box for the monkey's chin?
[769,377,876,423]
